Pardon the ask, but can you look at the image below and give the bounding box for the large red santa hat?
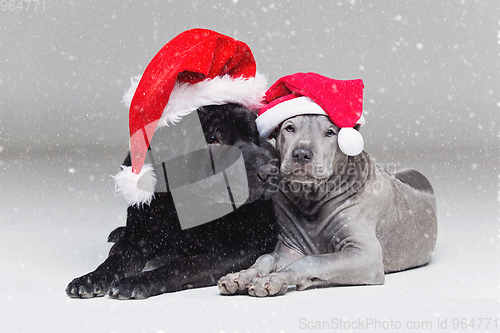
[114,29,267,206]
[256,72,365,156]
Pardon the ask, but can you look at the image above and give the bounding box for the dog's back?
[374,165,438,273]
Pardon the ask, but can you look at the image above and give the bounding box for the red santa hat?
[113,29,267,206]
[256,72,365,156]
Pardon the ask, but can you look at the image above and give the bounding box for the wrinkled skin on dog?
[219,115,437,297]
[66,104,278,299]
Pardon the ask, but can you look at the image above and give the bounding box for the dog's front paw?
[65,272,112,299]
[108,275,158,300]
[218,268,260,295]
[247,272,289,297]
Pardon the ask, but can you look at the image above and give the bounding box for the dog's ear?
[273,125,283,152]
[269,120,287,140]
[270,127,279,140]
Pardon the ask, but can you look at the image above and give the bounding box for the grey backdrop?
[1,0,498,151]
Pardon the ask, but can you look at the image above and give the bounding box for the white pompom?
[113,164,156,207]
[338,127,364,156]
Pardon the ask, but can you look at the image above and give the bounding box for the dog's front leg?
[263,245,385,296]
[218,253,278,295]
[111,244,274,299]
[65,245,147,298]
[248,236,385,297]
[66,198,173,298]
[66,230,158,299]
[218,241,302,295]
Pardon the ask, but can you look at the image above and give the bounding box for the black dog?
[66,103,278,299]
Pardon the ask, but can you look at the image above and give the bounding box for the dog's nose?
[292,148,313,163]
[257,164,274,181]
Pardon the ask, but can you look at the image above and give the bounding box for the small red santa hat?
[256,72,365,156]
[113,29,267,206]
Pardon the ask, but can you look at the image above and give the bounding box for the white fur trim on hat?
[256,96,327,138]
[123,73,268,127]
[113,164,156,207]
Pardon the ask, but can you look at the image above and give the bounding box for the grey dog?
[218,114,437,297]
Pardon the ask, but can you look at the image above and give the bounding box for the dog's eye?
[285,124,295,132]
[207,136,220,144]
[326,129,335,137]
